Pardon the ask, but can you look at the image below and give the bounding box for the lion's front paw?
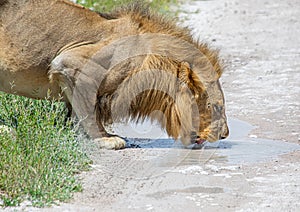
[94,136,126,150]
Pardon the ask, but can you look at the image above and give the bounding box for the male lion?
[0,0,229,149]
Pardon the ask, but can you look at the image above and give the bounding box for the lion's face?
[189,80,229,145]
[192,81,229,143]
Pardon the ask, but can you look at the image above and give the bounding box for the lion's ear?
[181,61,191,70]
[178,61,190,83]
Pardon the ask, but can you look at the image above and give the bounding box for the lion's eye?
[213,105,223,112]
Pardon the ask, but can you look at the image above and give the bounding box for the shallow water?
[111,118,300,165]
[211,118,300,164]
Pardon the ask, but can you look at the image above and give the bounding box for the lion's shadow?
[124,138,235,149]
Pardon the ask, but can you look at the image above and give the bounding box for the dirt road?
[181,0,300,144]
[5,0,300,211]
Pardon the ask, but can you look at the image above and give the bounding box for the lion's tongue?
[195,138,206,145]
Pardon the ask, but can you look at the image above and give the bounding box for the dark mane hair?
[96,11,117,20]
[0,0,8,6]
[98,2,223,77]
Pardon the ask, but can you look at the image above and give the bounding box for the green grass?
[75,0,179,13]
[0,93,91,207]
[0,0,177,208]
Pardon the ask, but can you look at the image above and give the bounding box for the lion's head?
[176,54,229,146]
[157,56,229,146]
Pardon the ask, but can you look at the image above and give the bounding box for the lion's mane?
[94,3,224,141]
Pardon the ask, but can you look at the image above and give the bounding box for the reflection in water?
[112,118,300,164]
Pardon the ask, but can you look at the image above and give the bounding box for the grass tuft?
[0,93,91,207]
[75,0,179,14]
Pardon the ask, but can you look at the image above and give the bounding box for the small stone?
[249,134,258,138]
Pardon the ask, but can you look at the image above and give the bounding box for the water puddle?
[111,118,300,165]
[208,118,300,164]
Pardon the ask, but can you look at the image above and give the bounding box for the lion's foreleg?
[50,50,126,150]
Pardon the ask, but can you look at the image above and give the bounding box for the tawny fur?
[106,3,224,78]
[94,4,227,142]
[97,55,208,140]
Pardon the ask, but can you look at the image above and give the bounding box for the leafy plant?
[0,93,90,207]
[75,0,178,13]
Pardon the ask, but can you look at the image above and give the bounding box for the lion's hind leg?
[49,47,126,150]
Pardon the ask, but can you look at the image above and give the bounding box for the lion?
[0,0,229,149]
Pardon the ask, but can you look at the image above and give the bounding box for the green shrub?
[0,93,90,207]
[75,0,178,13]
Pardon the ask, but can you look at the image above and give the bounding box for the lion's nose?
[220,125,229,140]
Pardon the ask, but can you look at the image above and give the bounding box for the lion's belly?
[0,66,61,100]
[0,31,61,99]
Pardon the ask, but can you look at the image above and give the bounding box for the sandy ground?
[2,0,300,211]
[180,0,300,144]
